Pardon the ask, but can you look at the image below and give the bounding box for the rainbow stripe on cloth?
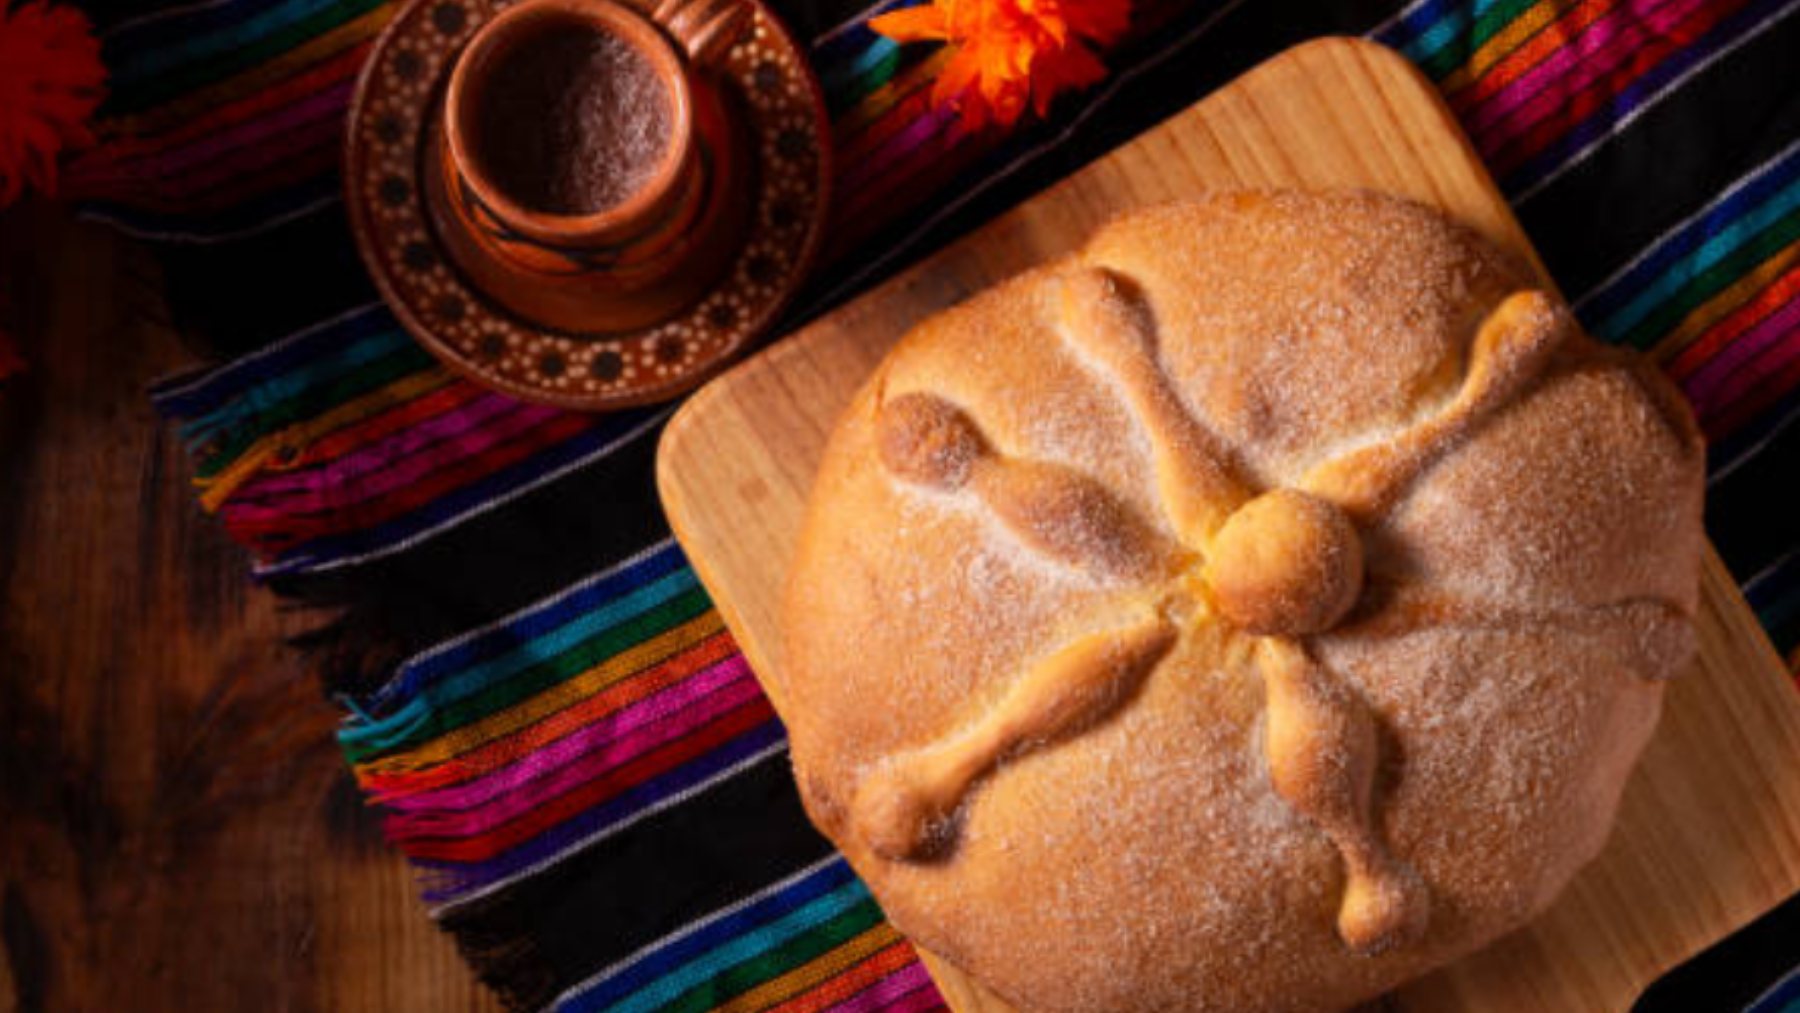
[78,0,1800,1007]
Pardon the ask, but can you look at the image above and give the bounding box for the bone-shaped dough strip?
[1301,290,1570,523]
[1056,268,1252,542]
[853,613,1179,861]
[878,391,1179,581]
[1259,637,1428,952]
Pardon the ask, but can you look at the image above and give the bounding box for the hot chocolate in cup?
[437,0,753,332]
[468,20,678,216]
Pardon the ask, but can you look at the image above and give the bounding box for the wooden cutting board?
[657,37,1800,1012]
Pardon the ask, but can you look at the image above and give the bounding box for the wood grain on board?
[0,203,501,1013]
[658,38,1800,1012]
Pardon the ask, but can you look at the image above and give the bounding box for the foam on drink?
[474,25,674,215]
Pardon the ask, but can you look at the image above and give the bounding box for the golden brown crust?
[781,189,1704,1013]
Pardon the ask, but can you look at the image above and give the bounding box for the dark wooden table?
[0,204,501,1012]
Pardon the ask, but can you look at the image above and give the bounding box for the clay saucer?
[345,0,830,410]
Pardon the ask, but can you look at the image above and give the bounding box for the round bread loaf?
[781,190,1704,1013]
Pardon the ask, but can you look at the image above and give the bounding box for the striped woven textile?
[87,0,1800,1007]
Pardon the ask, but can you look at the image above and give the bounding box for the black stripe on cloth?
[1704,401,1800,592]
[435,746,836,1011]
[283,416,674,698]
[1515,5,1800,303]
[158,203,378,356]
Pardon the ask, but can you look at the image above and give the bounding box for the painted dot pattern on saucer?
[346,0,830,410]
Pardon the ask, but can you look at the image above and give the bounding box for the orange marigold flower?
[0,0,106,208]
[872,0,1129,131]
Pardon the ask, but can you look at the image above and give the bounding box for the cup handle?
[653,0,751,68]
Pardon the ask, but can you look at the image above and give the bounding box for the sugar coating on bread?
[781,190,1704,1013]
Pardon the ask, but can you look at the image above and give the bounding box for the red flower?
[872,0,1130,131]
[0,0,106,208]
